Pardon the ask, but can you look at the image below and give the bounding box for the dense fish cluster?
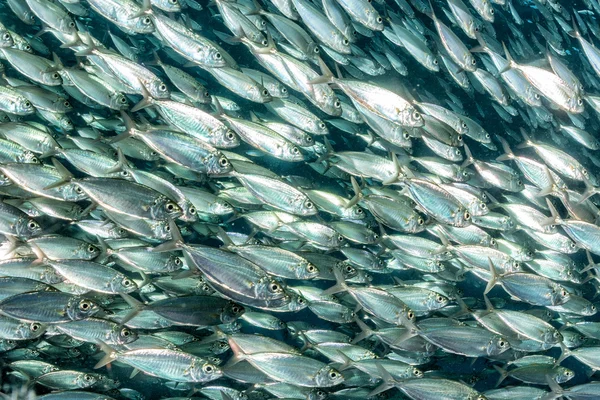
[3,0,600,398]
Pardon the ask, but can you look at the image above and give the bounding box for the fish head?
[567,95,585,114]
[295,261,319,280]
[178,200,199,223]
[255,276,286,300]
[404,108,425,128]
[114,326,138,345]
[148,79,170,100]
[200,45,228,68]
[452,208,472,227]
[41,70,62,86]
[132,15,155,34]
[154,0,182,12]
[17,217,42,238]
[550,284,570,306]
[286,293,309,311]
[190,361,223,382]
[109,93,129,110]
[345,205,366,220]
[151,196,183,221]
[221,301,245,324]
[487,335,510,356]
[283,143,305,162]
[67,296,100,320]
[15,97,34,115]
[212,128,240,149]
[555,367,575,383]
[455,167,474,182]
[426,54,440,72]
[76,373,98,388]
[463,52,478,72]
[0,30,12,48]
[543,328,563,345]
[315,365,345,387]
[111,275,137,294]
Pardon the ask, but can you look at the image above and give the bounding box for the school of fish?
[3,0,600,398]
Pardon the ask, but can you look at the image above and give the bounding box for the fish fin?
[544,375,563,400]
[131,80,154,112]
[498,42,514,74]
[516,128,533,149]
[211,95,225,116]
[568,12,581,39]
[461,143,474,168]
[225,337,247,367]
[215,226,235,248]
[541,198,559,227]
[492,365,508,387]
[322,265,349,296]
[105,148,127,174]
[536,166,558,198]
[94,236,112,264]
[577,175,598,204]
[43,158,74,190]
[118,293,145,325]
[368,363,397,396]
[129,368,141,379]
[152,219,183,252]
[484,257,499,295]
[557,341,572,364]
[352,316,374,344]
[496,136,515,161]
[381,152,402,185]
[345,176,363,208]
[129,0,152,20]
[334,350,354,371]
[94,340,117,369]
[27,242,47,267]
[581,250,597,273]
[308,57,335,85]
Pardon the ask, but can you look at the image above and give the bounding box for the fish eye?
[121,328,131,336]
[407,311,415,319]
[79,301,91,310]
[119,97,127,103]
[159,83,167,92]
[499,340,506,347]
[457,135,463,141]
[174,258,182,265]
[490,8,494,14]
[27,221,38,230]
[292,147,299,154]
[232,305,241,313]
[169,0,178,3]
[88,245,96,253]
[437,295,444,302]
[261,39,268,46]
[412,111,421,120]
[534,93,540,99]
[517,179,523,185]
[76,187,84,194]
[570,242,576,248]
[166,202,176,211]
[376,17,383,24]
[64,101,71,107]
[373,234,379,240]
[281,87,287,93]
[314,47,320,53]
[583,169,588,176]
[475,26,479,32]
[215,52,222,59]
[413,369,422,376]
[356,208,363,214]
[403,131,410,139]
[203,365,214,373]
[329,371,339,379]
[84,374,93,381]
[143,17,151,24]
[262,89,269,96]
[306,136,313,142]
[578,99,583,105]
[189,206,196,214]
[24,101,31,108]
[121,170,129,177]
[334,100,341,108]
[481,203,486,209]
[165,225,171,232]
[343,39,349,45]
[464,211,471,220]
[307,264,316,272]
[219,157,229,166]
[69,21,75,28]
[561,289,568,296]
[471,58,476,65]
[433,59,438,65]
[417,217,424,225]
[30,323,41,331]
[305,201,313,209]
[345,265,354,272]
[270,283,281,292]
[2,33,9,40]
[25,45,31,51]
[461,122,467,129]
[51,72,60,79]
[150,151,158,156]
[319,122,326,129]
[566,371,573,376]
[122,279,132,287]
